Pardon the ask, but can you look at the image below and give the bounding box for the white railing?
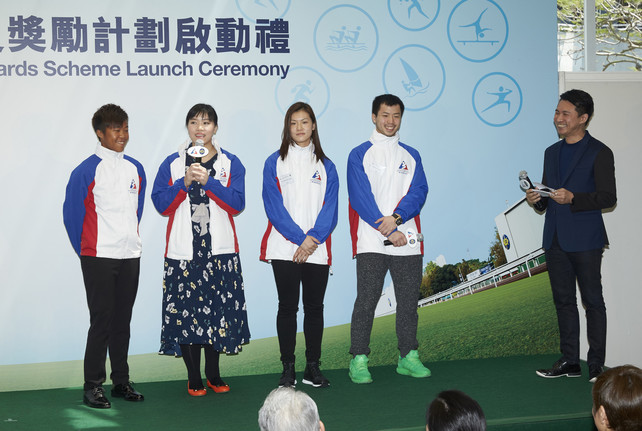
[418,249,546,308]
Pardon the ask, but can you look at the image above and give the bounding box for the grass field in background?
[1,272,558,391]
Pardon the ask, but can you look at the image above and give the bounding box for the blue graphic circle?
[235,0,291,24]
[274,67,330,117]
[472,72,522,127]
[313,5,379,73]
[382,44,445,111]
[447,0,509,63]
[387,0,440,31]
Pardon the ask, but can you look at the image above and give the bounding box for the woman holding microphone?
[152,103,250,396]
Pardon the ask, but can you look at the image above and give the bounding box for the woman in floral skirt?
[152,103,250,396]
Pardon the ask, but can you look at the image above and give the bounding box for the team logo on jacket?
[129,179,138,193]
[311,170,322,184]
[397,161,410,174]
[217,167,229,185]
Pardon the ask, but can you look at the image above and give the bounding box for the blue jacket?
[539,132,616,252]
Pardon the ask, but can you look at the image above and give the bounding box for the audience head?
[426,390,486,431]
[258,387,325,431]
[592,365,642,431]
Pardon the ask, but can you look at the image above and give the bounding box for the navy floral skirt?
[159,252,250,355]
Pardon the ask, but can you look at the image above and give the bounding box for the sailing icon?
[400,58,430,97]
[457,8,498,45]
[383,44,445,111]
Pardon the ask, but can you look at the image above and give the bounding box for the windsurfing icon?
[400,58,429,97]
[457,8,499,46]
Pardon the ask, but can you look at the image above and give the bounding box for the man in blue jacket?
[527,89,616,383]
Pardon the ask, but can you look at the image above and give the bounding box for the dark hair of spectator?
[592,365,642,431]
[426,390,486,431]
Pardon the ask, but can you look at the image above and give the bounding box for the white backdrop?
[559,72,642,369]
[0,0,559,365]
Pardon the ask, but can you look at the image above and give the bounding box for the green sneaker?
[396,350,431,378]
[349,354,373,384]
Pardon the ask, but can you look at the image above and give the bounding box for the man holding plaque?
[63,104,146,408]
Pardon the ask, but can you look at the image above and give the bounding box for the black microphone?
[384,229,424,247]
[519,170,545,211]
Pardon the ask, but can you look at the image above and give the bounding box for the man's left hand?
[376,215,397,237]
[550,188,574,205]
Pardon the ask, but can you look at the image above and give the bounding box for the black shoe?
[302,361,330,388]
[589,365,604,383]
[83,387,111,409]
[111,382,145,402]
[278,362,296,387]
[536,359,582,378]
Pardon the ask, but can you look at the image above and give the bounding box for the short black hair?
[185,103,218,126]
[372,94,405,117]
[560,89,594,126]
[426,390,486,431]
[92,104,128,134]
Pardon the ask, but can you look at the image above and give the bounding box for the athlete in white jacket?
[63,104,145,408]
[347,94,431,384]
[260,102,339,389]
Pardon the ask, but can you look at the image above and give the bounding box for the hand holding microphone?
[519,170,546,211]
[185,139,210,187]
[384,228,424,248]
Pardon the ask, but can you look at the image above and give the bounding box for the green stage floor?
[0,354,597,431]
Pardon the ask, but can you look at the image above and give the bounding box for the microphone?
[187,139,208,163]
[519,170,545,211]
[384,228,424,248]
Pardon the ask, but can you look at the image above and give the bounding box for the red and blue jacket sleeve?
[262,151,307,246]
[63,156,100,256]
[394,144,428,222]
[152,153,188,216]
[203,150,245,215]
[347,142,384,229]
[307,158,339,243]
